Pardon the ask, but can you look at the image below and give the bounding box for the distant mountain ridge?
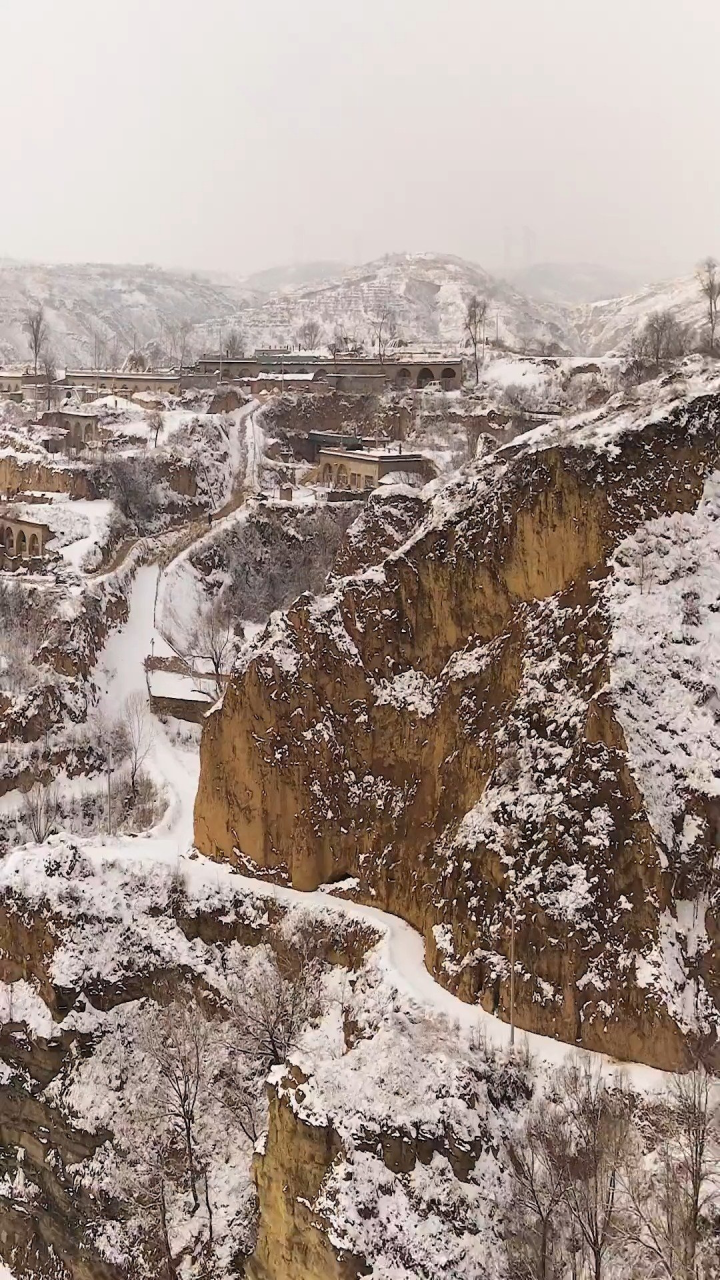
[196,252,577,357]
[0,260,243,368]
[0,253,710,366]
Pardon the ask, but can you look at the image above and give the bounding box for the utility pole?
[509,902,516,1049]
[106,750,113,835]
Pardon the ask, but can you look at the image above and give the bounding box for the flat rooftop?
[318,447,424,462]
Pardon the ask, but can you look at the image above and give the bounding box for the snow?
[492,356,720,460]
[375,669,435,717]
[1,539,674,1092]
[607,470,720,851]
[95,565,163,710]
[6,495,116,572]
[244,407,264,491]
[148,669,214,703]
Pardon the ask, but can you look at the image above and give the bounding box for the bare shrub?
[556,1062,632,1280]
[681,589,701,628]
[123,692,154,798]
[21,781,59,843]
[228,949,320,1072]
[505,1104,568,1280]
[140,1001,212,1213]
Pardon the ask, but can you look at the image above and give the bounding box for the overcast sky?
[2,0,718,280]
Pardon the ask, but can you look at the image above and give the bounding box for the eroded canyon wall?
[195,392,720,1069]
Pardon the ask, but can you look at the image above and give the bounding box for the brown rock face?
[248,1078,367,1280]
[194,393,720,1069]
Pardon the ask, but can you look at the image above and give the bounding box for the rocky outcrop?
[194,385,720,1070]
[0,455,93,498]
[247,1029,526,1280]
[248,1075,364,1280]
[332,486,428,577]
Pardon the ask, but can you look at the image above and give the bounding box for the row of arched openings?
[1,525,41,558]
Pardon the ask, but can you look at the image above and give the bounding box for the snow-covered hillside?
[0,253,713,372]
[0,260,250,368]
[574,271,713,355]
[198,252,578,355]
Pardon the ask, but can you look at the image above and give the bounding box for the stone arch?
[296,367,309,375]
[321,462,333,485]
[440,367,457,389]
[416,367,435,389]
[395,368,412,389]
[29,533,40,557]
[16,530,27,558]
[335,463,349,489]
[5,527,13,553]
[312,369,329,383]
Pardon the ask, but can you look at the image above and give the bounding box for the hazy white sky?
[2,0,718,278]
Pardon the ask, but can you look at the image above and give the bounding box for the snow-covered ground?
[7,495,116,572]
[25,563,675,1092]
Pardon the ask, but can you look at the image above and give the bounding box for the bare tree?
[96,456,160,531]
[228,951,319,1072]
[140,1002,211,1213]
[172,320,193,390]
[556,1062,632,1280]
[123,691,154,798]
[621,1070,719,1280]
[297,317,322,350]
[148,410,164,448]
[23,305,48,411]
[634,309,690,371]
[125,1138,182,1280]
[212,1057,266,1145]
[671,1068,719,1279]
[505,1106,568,1280]
[192,601,237,697]
[464,294,488,383]
[127,349,148,372]
[107,336,122,371]
[91,328,108,371]
[370,303,398,364]
[697,258,720,356]
[41,348,57,411]
[21,781,59,843]
[225,326,244,358]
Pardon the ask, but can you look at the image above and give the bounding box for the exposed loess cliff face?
[247,1076,361,1280]
[195,368,720,1070]
[0,838,383,1280]
[247,1012,529,1280]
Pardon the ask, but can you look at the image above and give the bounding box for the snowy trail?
[244,410,263,492]
[94,562,199,847]
[88,552,670,1093]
